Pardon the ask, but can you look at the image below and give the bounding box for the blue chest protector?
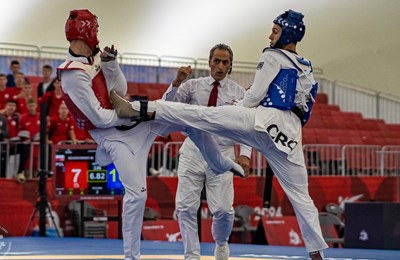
[259,48,318,126]
[259,68,298,110]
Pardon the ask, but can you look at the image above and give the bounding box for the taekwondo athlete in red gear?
[57,9,245,260]
[111,9,328,260]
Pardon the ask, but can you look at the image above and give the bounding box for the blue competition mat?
[1,237,400,260]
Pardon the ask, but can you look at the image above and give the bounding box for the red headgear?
[65,9,99,52]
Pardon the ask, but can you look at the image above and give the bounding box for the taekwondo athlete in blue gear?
[261,9,318,126]
[111,9,328,260]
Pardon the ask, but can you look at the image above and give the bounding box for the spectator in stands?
[0,73,7,89]
[0,113,8,140]
[0,73,17,113]
[16,98,41,183]
[12,72,26,96]
[7,61,30,88]
[16,82,35,114]
[37,65,55,98]
[111,9,328,260]
[2,99,19,140]
[2,99,20,180]
[162,43,251,260]
[58,9,243,260]
[48,101,77,145]
[6,60,22,87]
[0,113,9,177]
[40,78,63,118]
[73,121,95,144]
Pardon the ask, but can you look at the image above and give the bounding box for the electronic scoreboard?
[52,144,125,197]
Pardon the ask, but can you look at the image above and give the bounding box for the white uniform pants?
[102,135,153,260]
[154,101,329,253]
[176,155,234,260]
[97,121,238,260]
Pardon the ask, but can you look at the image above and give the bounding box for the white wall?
[1,0,399,96]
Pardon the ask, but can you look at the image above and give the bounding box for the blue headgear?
[273,9,305,48]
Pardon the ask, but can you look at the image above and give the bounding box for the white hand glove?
[100,45,118,62]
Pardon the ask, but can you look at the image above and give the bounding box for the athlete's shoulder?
[258,47,285,64]
[262,47,283,56]
[256,47,281,70]
[58,60,86,70]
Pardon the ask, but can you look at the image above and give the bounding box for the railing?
[0,141,48,179]
[341,145,382,176]
[315,76,400,124]
[303,144,400,176]
[303,144,343,176]
[2,140,400,180]
[162,141,183,176]
[148,141,165,171]
[378,147,400,176]
[148,141,182,176]
[377,149,400,202]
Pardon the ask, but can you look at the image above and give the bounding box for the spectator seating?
[318,212,345,248]
[315,92,328,104]
[302,93,400,175]
[303,94,400,146]
[231,205,262,243]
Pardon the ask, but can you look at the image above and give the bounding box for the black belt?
[291,106,305,126]
[115,110,155,131]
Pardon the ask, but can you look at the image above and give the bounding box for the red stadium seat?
[344,112,363,120]
[315,93,328,104]
[303,135,318,144]
[314,103,340,112]
[302,128,318,144]
[386,124,400,138]
[305,115,325,129]
[385,138,400,145]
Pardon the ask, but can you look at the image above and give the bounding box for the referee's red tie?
[207,81,219,107]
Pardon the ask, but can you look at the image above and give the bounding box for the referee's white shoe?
[214,242,229,260]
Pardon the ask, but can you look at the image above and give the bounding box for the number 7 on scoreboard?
[65,161,88,189]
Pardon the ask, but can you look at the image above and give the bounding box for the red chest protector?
[57,59,112,130]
